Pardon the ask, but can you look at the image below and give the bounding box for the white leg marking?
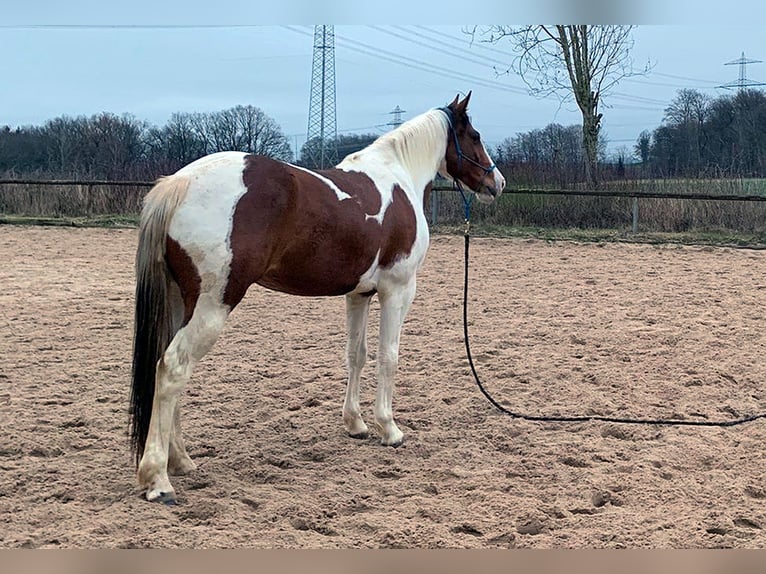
[374,278,417,446]
[168,402,197,476]
[165,281,196,475]
[343,294,372,438]
[138,299,228,502]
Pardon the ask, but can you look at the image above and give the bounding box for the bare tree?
[145,113,207,174]
[472,25,642,187]
[493,123,585,186]
[299,133,379,168]
[86,113,149,179]
[187,105,292,161]
[662,89,709,175]
[37,113,147,178]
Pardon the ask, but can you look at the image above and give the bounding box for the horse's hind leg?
[165,281,196,476]
[343,293,372,438]
[137,299,229,503]
[168,403,196,475]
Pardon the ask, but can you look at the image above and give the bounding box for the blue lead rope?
[455,179,474,234]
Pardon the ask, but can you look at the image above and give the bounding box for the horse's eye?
[471,132,481,143]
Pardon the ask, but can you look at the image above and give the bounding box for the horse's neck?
[399,118,446,195]
[371,119,447,204]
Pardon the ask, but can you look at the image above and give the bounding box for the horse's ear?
[449,94,460,108]
[457,91,472,113]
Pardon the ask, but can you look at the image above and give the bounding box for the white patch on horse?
[352,250,381,294]
[338,157,431,284]
[169,151,251,306]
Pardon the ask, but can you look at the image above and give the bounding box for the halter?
[439,106,496,223]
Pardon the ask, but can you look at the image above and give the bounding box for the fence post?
[85,184,93,218]
[431,190,439,227]
[631,196,639,233]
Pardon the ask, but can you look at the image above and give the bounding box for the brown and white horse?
[130,92,505,503]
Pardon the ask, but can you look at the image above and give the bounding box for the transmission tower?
[719,51,766,91]
[306,25,338,168]
[387,105,406,129]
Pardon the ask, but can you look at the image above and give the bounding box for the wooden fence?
[3,179,766,234]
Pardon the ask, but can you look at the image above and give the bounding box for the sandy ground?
[2,225,766,548]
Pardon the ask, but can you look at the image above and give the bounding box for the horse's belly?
[255,248,379,297]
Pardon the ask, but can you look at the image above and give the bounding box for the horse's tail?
[130,175,191,466]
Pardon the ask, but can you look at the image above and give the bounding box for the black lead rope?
[461,226,766,429]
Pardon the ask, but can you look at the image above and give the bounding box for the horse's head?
[439,92,505,204]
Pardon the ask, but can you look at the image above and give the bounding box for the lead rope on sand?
[460,216,766,428]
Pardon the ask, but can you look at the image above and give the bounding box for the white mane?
[338,109,449,184]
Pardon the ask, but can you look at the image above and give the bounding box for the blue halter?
[439,106,496,223]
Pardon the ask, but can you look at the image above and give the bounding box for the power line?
[334,31,529,95]
[370,25,534,94]
[373,25,510,71]
[652,71,722,85]
[283,25,529,96]
[0,24,265,29]
[611,92,667,105]
[286,124,382,138]
[624,77,716,89]
[350,27,668,110]
[408,26,731,107]
[413,25,512,58]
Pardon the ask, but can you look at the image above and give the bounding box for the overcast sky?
[3,1,766,158]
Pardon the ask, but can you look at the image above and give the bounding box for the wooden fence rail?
[4,179,766,202]
[0,179,155,187]
[3,179,766,233]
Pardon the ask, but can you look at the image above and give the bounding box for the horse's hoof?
[381,436,405,448]
[156,491,177,505]
[349,431,369,440]
[147,490,177,505]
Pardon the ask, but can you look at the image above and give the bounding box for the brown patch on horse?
[165,237,201,325]
[380,185,417,268]
[318,168,382,215]
[223,155,417,306]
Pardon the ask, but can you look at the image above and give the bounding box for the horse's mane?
[338,109,448,177]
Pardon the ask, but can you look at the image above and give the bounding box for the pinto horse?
[130,92,505,503]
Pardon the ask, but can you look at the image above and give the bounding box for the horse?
[129,92,505,503]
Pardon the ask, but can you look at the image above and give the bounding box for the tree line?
[491,88,766,185]
[635,88,766,178]
[0,103,383,181]
[0,105,294,180]
[2,87,765,185]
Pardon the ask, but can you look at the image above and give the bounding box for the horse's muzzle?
[476,173,505,204]
[476,185,498,204]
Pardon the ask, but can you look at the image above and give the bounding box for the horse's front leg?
[343,293,372,438]
[374,278,417,447]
